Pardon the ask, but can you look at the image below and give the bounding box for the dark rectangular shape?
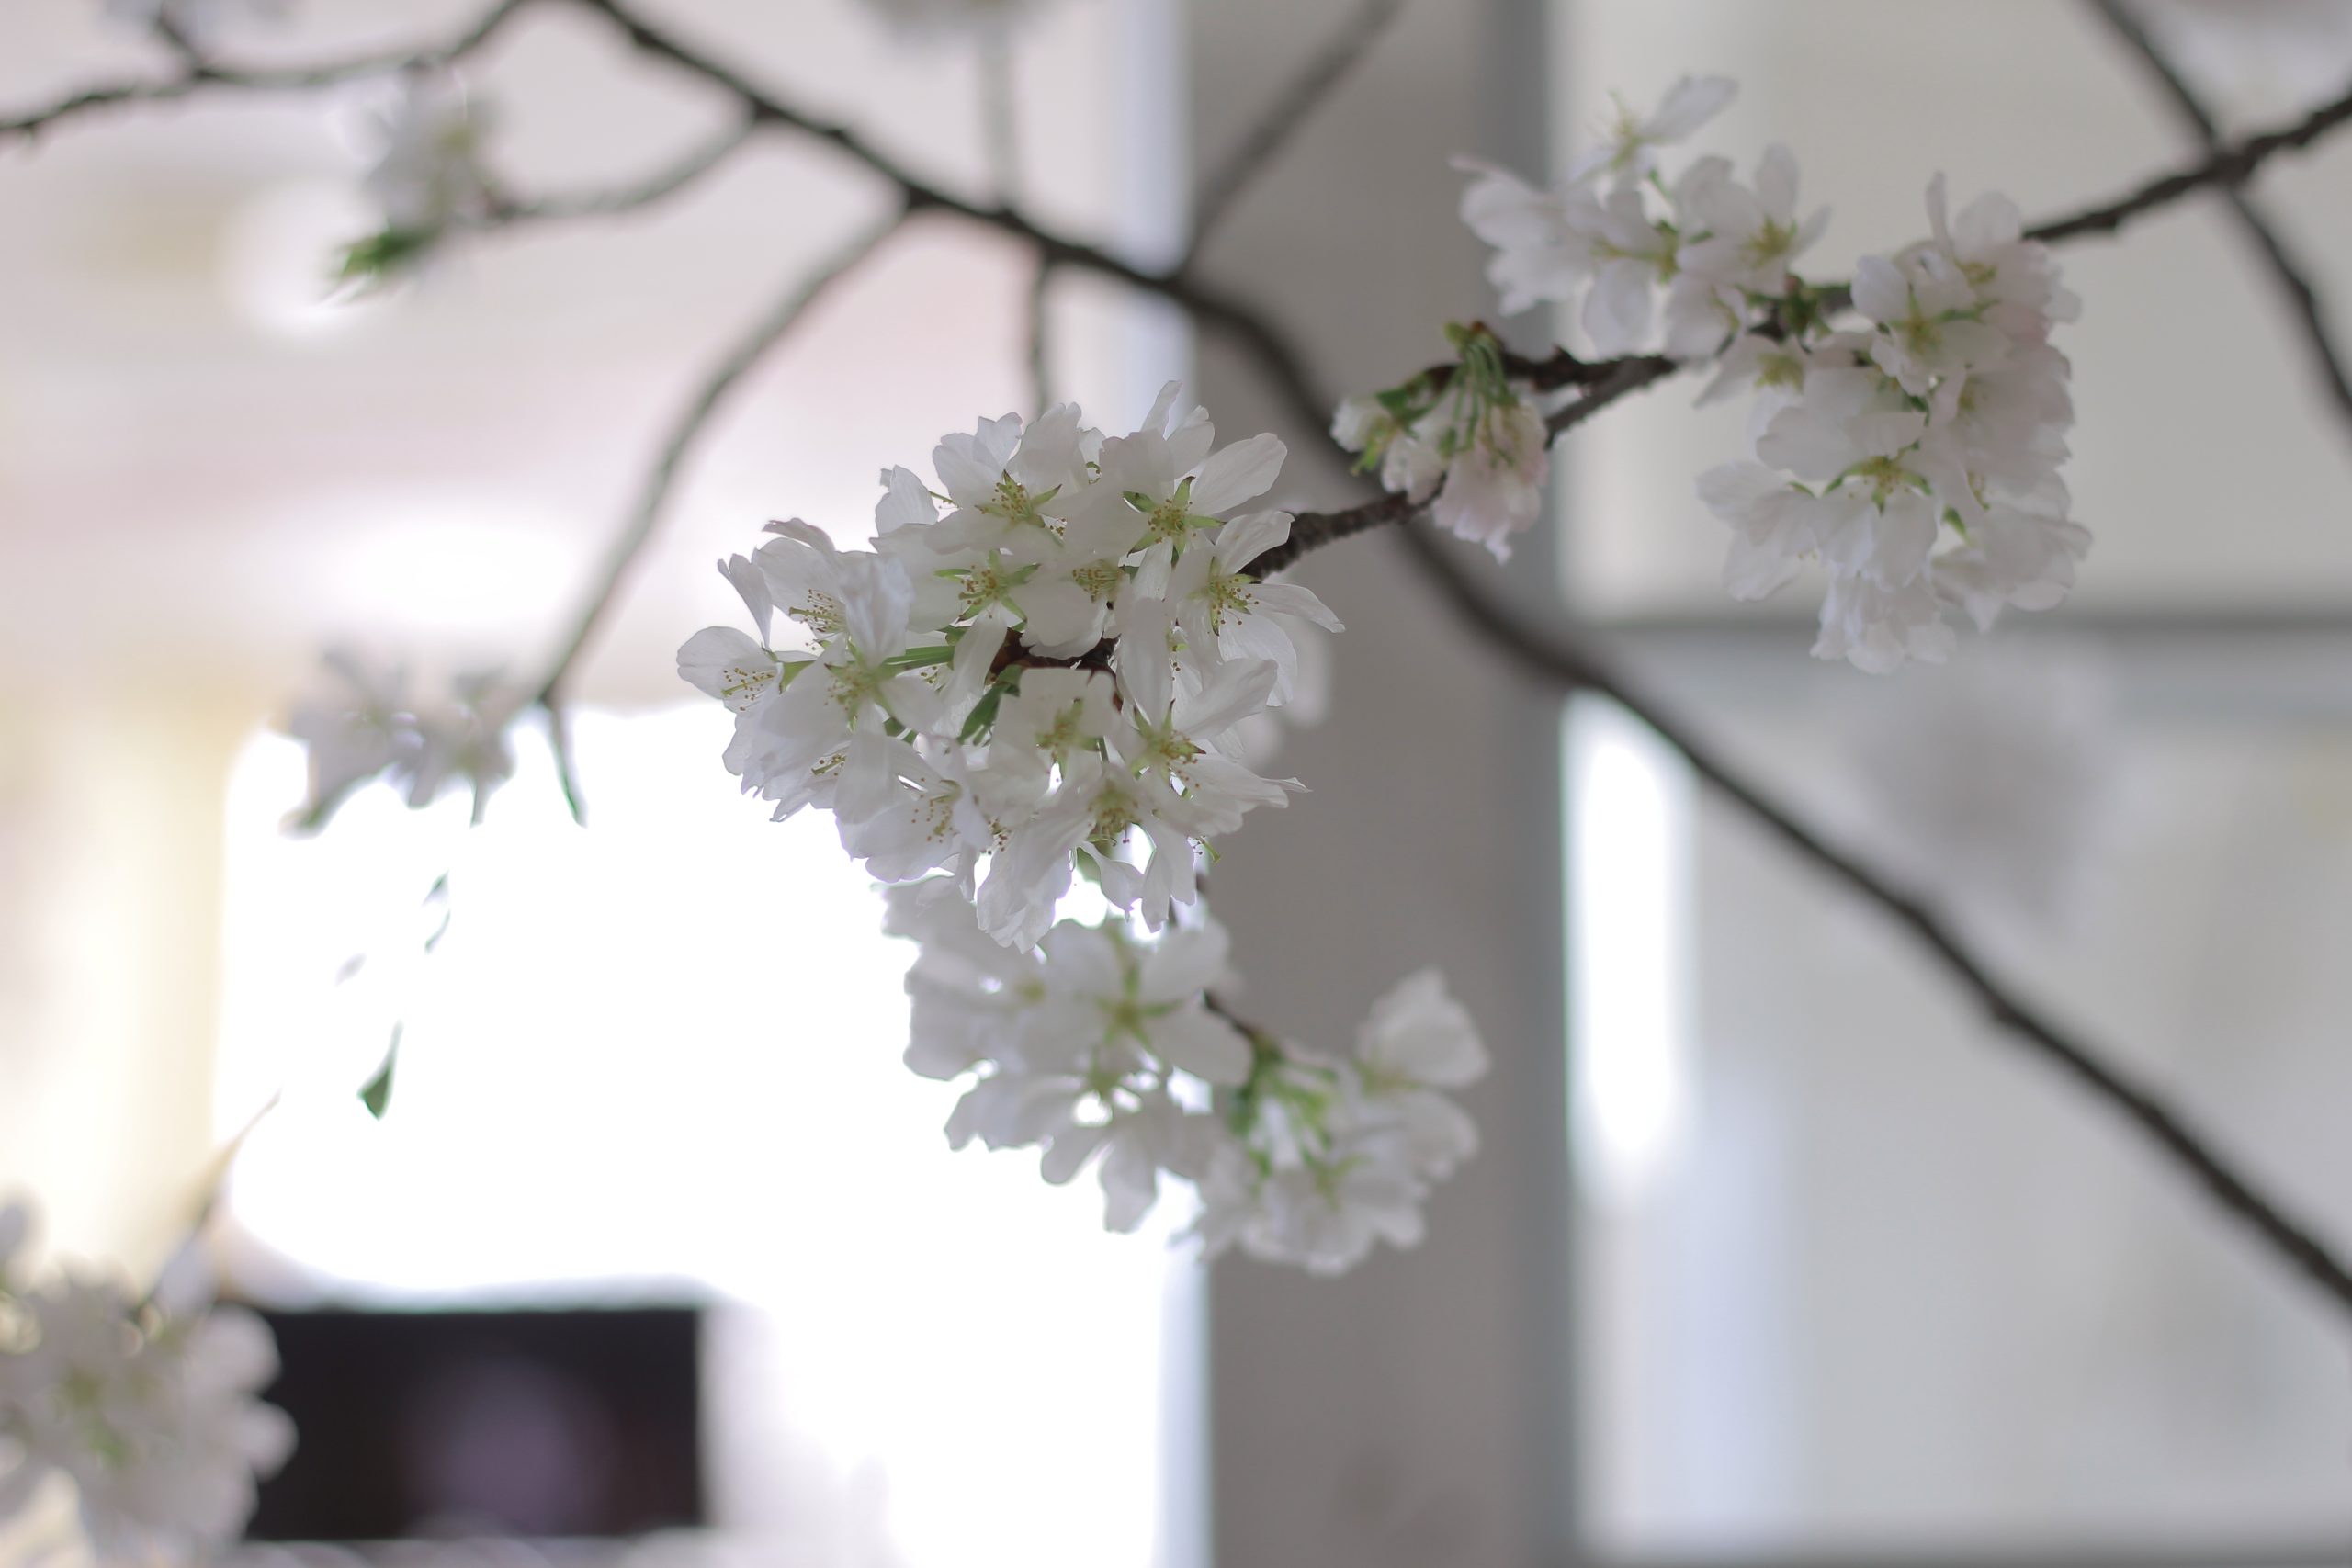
[245,1305,704,1542]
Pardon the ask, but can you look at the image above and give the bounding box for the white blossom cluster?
[889,885,1487,1273]
[1349,75,2089,668]
[1694,175,2088,671]
[0,1206,294,1560]
[680,385,1489,1270]
[682,384,1332,943]
[284,649,519,826]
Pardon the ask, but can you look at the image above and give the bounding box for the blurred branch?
[0,0,536,141]
[974,28,1051,418]
[2024,72,2352,245]
[1386,523,2352,1317]
[2086,0,2352,434]
[1185,0,1409,258]
[147,12,208,68]
[480,117,757,230]
[560,0,1336,435]
[529,202,915,806]
[977,25,1021,206]
[1026,259,1055,417]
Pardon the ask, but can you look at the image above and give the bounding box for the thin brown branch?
[2024,70,2352,245]
[1254,490,1417,578]
[529,203,914,799]
[2086,0,2352,433]
[1543,353,1679,435]
[1187,0,1409,257]
[1385,521,2352,1315]
[0,0,535,141]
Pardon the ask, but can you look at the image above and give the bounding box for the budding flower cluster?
[1330,325,1552,561]
[1699,178,2087,670]
[681,386,1488,1270]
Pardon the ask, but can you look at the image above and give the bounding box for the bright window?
[217,710,1199,1562]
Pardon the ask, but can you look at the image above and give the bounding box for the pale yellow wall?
[0,686,265,1271]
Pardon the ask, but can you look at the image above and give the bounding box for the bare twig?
[478,118,758,231]
[2086,0,2352,433]
[148,12,208,68]
[529,203,915,801]
[977,25,1022,207]
[1542,353,1679,436]
[1385,521,2352,1314]
[0,0,536,141]
[1187,0,1409,256]
[2025,73,2352,245]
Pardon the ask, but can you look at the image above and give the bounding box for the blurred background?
[5,0,2352,1563]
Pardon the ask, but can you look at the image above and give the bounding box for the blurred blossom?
[0,1204,294,1562]
[1846,649,2118,930]
[345,75,497,285]
[283,649,522,828]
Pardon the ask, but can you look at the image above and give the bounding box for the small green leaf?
[334,227,439,290]
[360,1026,401,1121]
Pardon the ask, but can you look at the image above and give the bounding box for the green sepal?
[360,1026,401,1121]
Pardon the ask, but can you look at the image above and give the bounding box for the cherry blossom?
[1439,81,2091,667]
[0,1207,294,1559]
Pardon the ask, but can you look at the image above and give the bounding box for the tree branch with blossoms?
[21,0,2352,1300]
[15,22,2352,1557]
[656,62,2352,1309]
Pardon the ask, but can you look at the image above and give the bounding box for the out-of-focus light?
[329,502,576,638]
[1566,696,1695,1207]
[217,177,381,339]
[214,710,1180,1563]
